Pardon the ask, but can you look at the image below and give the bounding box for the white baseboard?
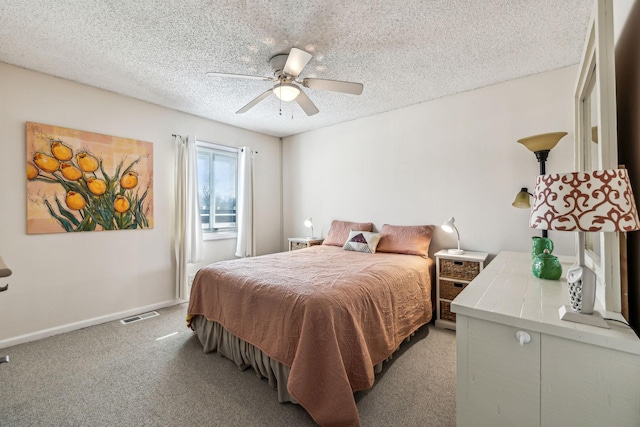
[0,299,184,349]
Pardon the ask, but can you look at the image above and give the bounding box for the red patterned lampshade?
[530,169,639,326]
[530,169,640,233]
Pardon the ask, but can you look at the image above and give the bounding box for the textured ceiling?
[0,1,593,138]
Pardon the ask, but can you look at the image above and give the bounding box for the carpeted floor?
[0,303,456,426]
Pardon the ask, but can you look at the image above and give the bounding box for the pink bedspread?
[187,245,433,426]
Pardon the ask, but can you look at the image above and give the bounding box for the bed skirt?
[191,315,403,404]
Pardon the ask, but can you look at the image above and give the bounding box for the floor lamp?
[513,131,568,238]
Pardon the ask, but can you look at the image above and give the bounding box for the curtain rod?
[174,134,257,153]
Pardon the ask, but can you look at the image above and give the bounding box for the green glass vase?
[532,249,562,280]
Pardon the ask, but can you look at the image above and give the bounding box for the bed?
[187,222,435,426]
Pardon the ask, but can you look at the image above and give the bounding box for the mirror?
[584,70,602,264]
[574,0,621,311]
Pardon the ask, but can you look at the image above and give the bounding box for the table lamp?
[0,255,12,364]
[0,254,10,293]
[441,217,464,255]
[304,217,314,238]
[529,169,640,328]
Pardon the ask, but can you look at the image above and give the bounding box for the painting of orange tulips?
[26,122,154,234]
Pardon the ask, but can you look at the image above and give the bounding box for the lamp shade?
[517,132,567,153]
[273,83,301,102]
[530,169,640,232]
[0,255,11,278]
[441,217,458,234]
[512,188,531,209]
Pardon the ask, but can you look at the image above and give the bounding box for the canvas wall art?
[26,122,154,234]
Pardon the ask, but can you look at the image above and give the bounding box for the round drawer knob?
[515,330,531,346]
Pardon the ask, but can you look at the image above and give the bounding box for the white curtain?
[174,134,203,300]
[235,147,254,258]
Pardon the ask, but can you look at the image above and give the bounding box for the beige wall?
[616,0,640,330]
[282,67,577,258]
[0,62,281,346]
[2,11,618,345]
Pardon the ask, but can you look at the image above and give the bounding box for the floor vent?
[120,311,159,325]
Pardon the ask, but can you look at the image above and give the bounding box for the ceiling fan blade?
[206,72,273,82]
[283,48,312,78]
[295,90,319,116]
[303,78,363,95]
[236,89,273,114]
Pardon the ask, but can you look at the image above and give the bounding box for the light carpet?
[0,303,456,426]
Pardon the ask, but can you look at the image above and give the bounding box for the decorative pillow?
[323,220,374,246]
[376,224,435,258]
[342,230,382,254]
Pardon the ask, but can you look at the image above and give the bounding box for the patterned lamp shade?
[530,169,640,233]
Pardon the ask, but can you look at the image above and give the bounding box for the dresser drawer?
[440,279,468,300]
[440,301,456,322]
[290,241,308,250]
[439,258,480,281]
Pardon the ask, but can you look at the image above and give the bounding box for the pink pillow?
[376,224,435,258]
[322,220,374,247]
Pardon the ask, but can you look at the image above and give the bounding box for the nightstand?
[434,249,488,330]
[288,237,324,251]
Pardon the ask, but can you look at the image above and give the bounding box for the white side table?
[288,237,324,251]
[434,249,488,330]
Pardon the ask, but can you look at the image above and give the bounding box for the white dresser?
[452,251,640,427]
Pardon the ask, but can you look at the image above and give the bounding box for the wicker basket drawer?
[440,258,480,281]
[440,279,468,301]
[290,241,308,251]
[440,301,456,322]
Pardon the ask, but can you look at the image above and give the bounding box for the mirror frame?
[574,0,621,311]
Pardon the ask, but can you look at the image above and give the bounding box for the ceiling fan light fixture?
[273,82,300,102]
[210,47,362,115]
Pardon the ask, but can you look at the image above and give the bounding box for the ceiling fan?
[206,48,364,116]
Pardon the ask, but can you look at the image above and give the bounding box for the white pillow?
[342,230,382,254]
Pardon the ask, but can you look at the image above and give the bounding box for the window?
[196,141,238,238]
